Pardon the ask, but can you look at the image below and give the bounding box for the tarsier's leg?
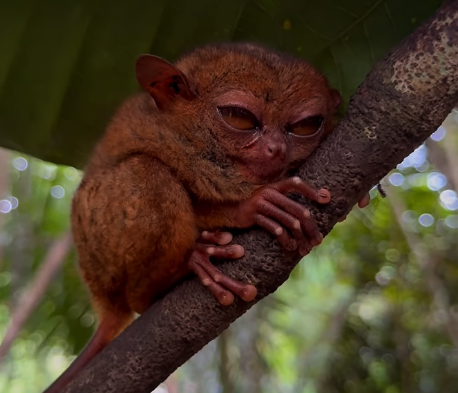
[188,231,257,306]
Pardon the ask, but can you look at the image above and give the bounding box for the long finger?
[271,177,330,204]
[194,243,244,258]
[254,214,297,251]
[262,189,323,247]
[198,231,233,245]
[195,257,257,302]
[188,255,234,306]
[207,244,245,259]
[257,200,315,254]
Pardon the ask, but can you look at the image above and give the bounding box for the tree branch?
[426,112,458,193]
[0,232,72,361]
[386,186,458,347]
[64,1,458,392]
[0,148,10,271]
[440,113,458,191]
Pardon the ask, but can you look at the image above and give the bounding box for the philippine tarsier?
[43,43,369,393]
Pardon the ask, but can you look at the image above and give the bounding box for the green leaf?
[0,0,444,168]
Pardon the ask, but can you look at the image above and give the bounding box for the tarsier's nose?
[265,140,285,159]
[267,142,277,155]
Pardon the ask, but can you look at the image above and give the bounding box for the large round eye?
[289,116,324,136]
[218,106,259,130]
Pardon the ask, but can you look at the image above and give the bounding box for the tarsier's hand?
[189,187,370,306]
[188,230,257,306]
[235,177,330,256]
[235,177,371,256]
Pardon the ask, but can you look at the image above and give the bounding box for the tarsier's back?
[44,43,342,393]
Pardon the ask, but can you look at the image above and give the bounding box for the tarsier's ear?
[330,88,342,109]
[135,54,195,110]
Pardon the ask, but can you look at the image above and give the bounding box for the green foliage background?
[0,0,443,168]
[1,1,458,393]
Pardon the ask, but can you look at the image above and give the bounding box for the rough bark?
[64,1,458,392]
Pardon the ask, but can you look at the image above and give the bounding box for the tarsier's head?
[136,43,341,185]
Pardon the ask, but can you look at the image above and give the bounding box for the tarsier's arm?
[195,177,331,254]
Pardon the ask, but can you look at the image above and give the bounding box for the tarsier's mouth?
[238,162,285,185]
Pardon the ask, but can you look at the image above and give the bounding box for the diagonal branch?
[440,114,458,192]
[426,112,458,193]
[0,148,10,271]
[64,1,458,392]
[386,185,458,347]
[0,231,73,361]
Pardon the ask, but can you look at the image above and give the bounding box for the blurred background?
[0,109,457,393]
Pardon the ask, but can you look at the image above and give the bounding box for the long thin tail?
[43,311,133,393]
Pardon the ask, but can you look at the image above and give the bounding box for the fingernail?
[219,232,233,244]
[207,247,215,255]
[288,239,298,251]
[310,235,323,247]
[232,245,245,257]
[300,247,309,256]
[238,244,245,252]
[318,189,330,201]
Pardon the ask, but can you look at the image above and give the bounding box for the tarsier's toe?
[240,285,257,302]
[229,245,245,258]
[286,239,298,251]
[309,232,323,247]
[317,189,331,204]
[214,232,233,246]
[200,231,233,246]
[299,245,312,256]
[218,291,235,306]
[358,193,371,208]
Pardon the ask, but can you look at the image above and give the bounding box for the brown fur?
[43,43,339,393]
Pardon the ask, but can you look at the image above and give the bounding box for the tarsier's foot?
[188,231,257,306]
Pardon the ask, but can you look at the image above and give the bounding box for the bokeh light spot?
[0,199,12,214]
[440,190,458,211]
[12,157,28,171]
[445,215,458,228]
[430,126,446,141]
[50,185,65,199]
[427,172,447,191]
[389,173,404,186]
[419,214,434,227]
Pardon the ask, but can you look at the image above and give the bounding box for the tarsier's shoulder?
[107,93,152,128]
